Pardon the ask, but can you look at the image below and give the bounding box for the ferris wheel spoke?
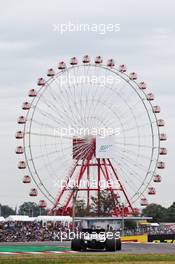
[31,119,58,129]
[117,157,150,188]
[116,134,151,140]
[113,158,147,191]
[122,122,152,133]
[114,144,153,161]
[73,65,92,128]
[108,160,134,202]
[114,161,143,200]
[28,149,62,161]
[70,81,87,128]
[84,99,126,136]
[120,104,144,120]
[33,141,94,176]
[80,65,100,128]
[66,67,82,108]
[26,141,71,148]
[114,145,152,164]
[86,113,116,136]
[89,80,136,127]
[86,67,102,129]
[26,159,56,201]
[91,99,120,126]
[38,92,79,129]
[114,141,153,149]
[37,101,72,129]
[87,77,104,126]
[89,69,124,122]
[34,106,69,128]
[33,152,69,174]
[54,74,85,127]
[27,143,74,161]
[27,131,73,140]
[116,147,151,171]
[85,92,142,138]
[120,109,152,128]
[40,80,81,129]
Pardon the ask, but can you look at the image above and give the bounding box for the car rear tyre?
[106,238,116,251]
[71,238,82,251]
[115,239,122,250]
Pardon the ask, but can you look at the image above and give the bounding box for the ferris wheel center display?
[16,55,167,216]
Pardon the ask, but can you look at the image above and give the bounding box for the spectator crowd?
[0,221,175,242]
[124,225,175,236]
[0,221,73,242]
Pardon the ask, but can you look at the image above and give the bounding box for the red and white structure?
[16,56,167,216]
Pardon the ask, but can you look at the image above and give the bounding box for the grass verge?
[0,254,175,264]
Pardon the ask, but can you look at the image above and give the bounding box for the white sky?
[0,0,174,209]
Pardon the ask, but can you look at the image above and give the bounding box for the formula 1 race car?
[71,228,121,251]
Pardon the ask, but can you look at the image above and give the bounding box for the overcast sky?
[0,0,174,209]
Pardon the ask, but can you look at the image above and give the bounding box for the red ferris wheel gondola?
[159,148,167,155]
[153,106,160,113]
[140,198,148,206]
[107,59,115,67]
[37,78,45,86]
[83,55,90,63]
[157,119,165,127]
[15,131,24,139]
[29,188,38,197]
[148,187,156,195]
[147,93,155,101]
[129,72,137,80]
[39,200,47,208]
[160,133,167,141]
[17,116,26,124]
[47,68,55,77]
[70,57,78,65]
[138,82,147,90]
[153,175,161,183]
[157,161,165,169]
[119,64,127,73]
[18,161,26,169]
[23,175,31,184]
[22,102,31,110]
[58,61,66,69]
[16,146,24,154]
[95,56,103,64]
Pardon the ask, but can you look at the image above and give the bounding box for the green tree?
[18,202,47,217]
[75,199,92,216]
[166,202,175,222]
[142,203,167,222]
[125,220,137,229]
[0,204,16,218]
[91,190,115,216]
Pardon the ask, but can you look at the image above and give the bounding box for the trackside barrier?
[148,234,175,243]
[121,234,148,243]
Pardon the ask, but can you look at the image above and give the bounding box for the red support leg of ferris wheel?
[51,136,135,216]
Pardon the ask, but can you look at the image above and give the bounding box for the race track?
[0,241,175,254]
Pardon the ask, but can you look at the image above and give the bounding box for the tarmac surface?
[0,241,175,254]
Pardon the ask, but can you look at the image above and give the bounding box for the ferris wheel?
[16,55,167,216]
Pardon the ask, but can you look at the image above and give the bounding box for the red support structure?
[97,158,101,215]
[101,159,122,213]
[51,160,78,213]
[87,165,90,209]
[51,137,136,216]
[108,159,134,215]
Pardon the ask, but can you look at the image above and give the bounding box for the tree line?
[0,202,47,218]
[0,191,175,222]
